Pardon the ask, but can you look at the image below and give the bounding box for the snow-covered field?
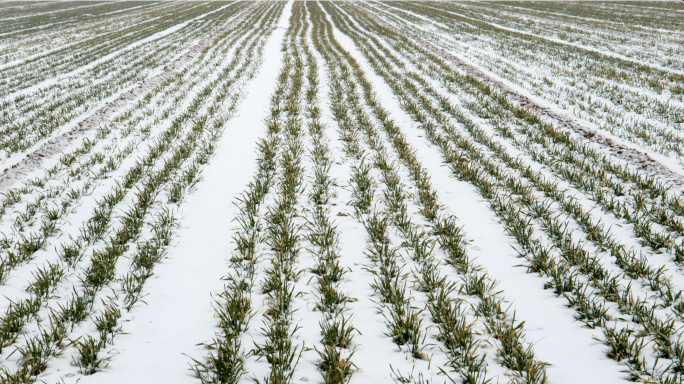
[1,1,684,383]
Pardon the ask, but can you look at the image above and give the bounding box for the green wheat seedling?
[325,3,684,379]
[71,334,110,375]
[191,7,307,382]
[310,4,550,381]
[315,343,356,384]
[360,211,425,359]
[349,159,376,216]
[391,364,436,384]
[92,298,122,343]
[298,23,362,375]
[25,261,65,299]
[0,29,276,377]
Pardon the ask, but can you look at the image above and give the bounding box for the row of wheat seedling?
[388,28,684,255]
[454,0,684,70]
[0,16,245,292]
[0,1,166,41]
[250,18,311,383]
[346,1,684,240]
[391,67,684,315]
[346,0,684,322]
[1,96,210,382]
[327,4,684,382]
[312,3,548,383]
[0,2,253,159]
[298,4,358,381]
[0,0,274,289]
[66,4,284,377]
[192,7,305,383]
[0,2,230,97]
[357,0,684,327]
[0,5,283,380]
[0,2,176,65]
[366,1,684,161]
[314,4,425,370]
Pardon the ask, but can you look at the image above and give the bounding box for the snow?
[353,2,684,187]
[325,11,627,384]
[3,1,684,383]
[1,2,222,94]
[0,2,255,189]
[55,4,295,383]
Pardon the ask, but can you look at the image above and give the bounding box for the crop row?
[0,1,155,39]
[196,2,551,383]
[0,2,284,381]
[361,1,684,164]
[0,1,223,96]
[323,1,684,382]
[0,2,253,159]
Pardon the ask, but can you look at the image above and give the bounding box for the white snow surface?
[53,4,295,383]
[327,15,626,384]
[4,1,684,383]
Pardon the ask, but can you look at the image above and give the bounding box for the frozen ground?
[1,1,684,384]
